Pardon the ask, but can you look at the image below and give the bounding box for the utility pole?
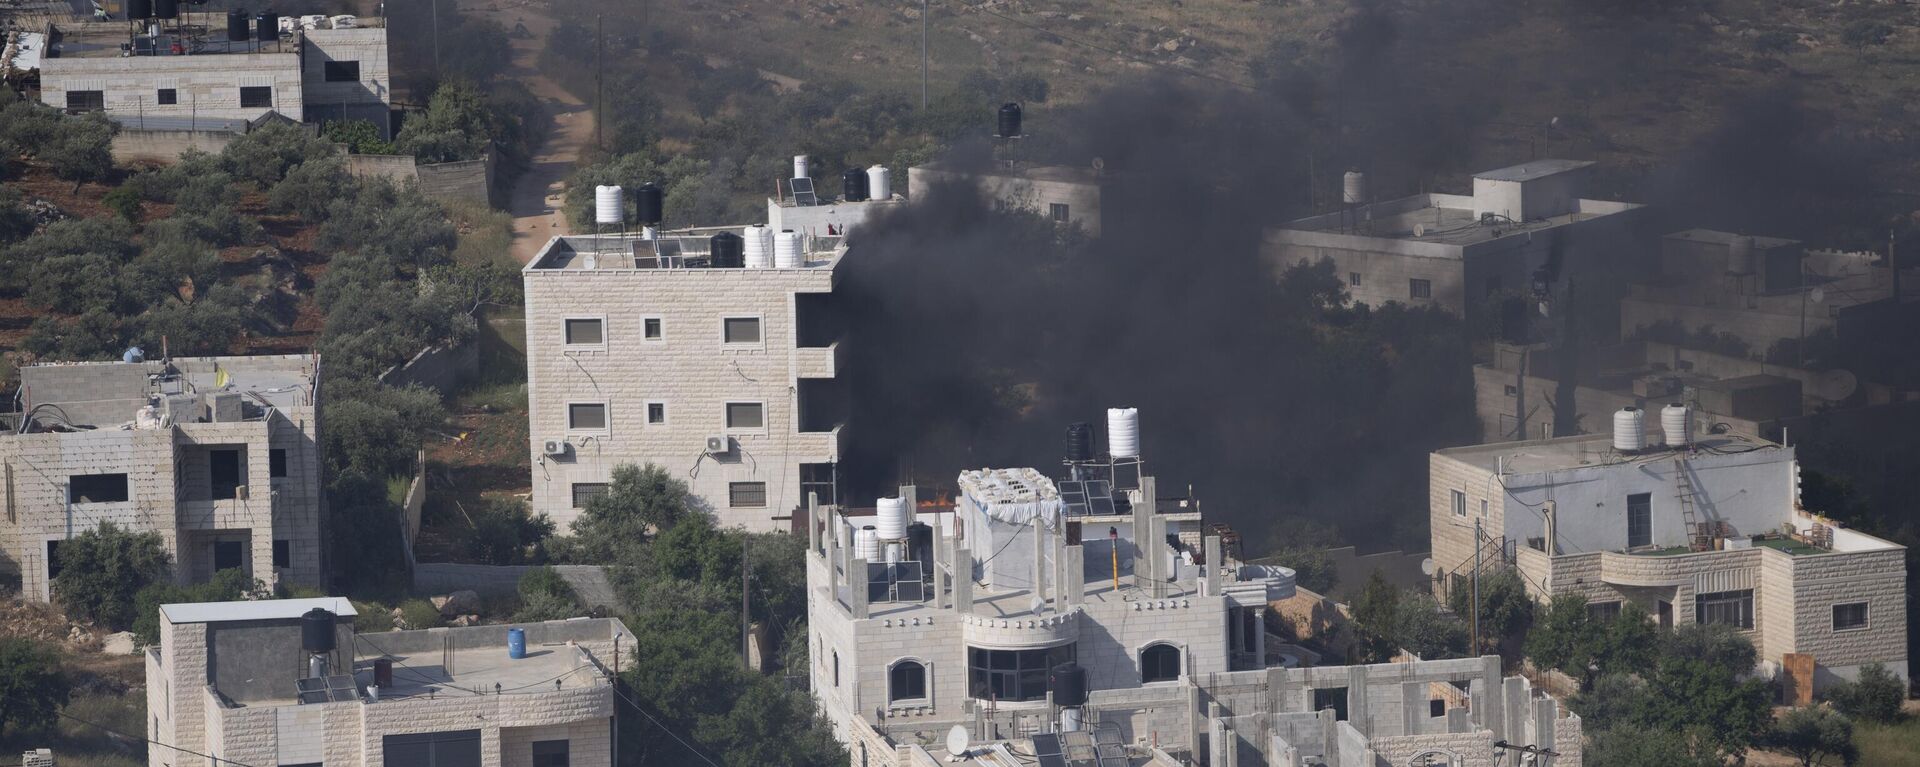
[921,0,929,109]
[430,0,440,76]
[1471,518,1482,656]
[595,14,604,150]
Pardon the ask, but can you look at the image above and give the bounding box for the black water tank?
[841,167,868,202]
[153,0,178,20]
[127,0,153,19]
[907,522,934,567]
[635,182,664,226]
[373,658,394,688]
[256,12,278,44]
[1049,663,1088,706]
[1065,422,1092,462]
[997,102,1023,138]
[301,608,335,653]
[226,9,250,41]
[709,231,745,268]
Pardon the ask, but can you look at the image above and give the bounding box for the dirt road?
[466,0,594,264]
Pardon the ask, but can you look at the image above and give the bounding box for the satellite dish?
[1091,156,1105,171]
[1812,369,1858,401]
[945,725,972,760]
[1420,558,1437,576]
[1809,287,1826,304]
[1413,223,1428,237]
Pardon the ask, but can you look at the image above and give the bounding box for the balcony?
[794,342,839,379]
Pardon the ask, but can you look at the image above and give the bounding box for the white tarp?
[956,467,1062,528]
[957,468,1062,590]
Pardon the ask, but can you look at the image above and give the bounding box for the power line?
[966,5,1258,91]
[57,710,259,767]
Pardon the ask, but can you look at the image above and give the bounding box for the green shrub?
[514,566,580,622]
[102,185,143,222]
[1828,662,1906,724]
[352,600,395,633]
[399,599,444,630]
[50,522,171,631]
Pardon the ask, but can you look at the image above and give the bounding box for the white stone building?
[1429,411,1909,694]
[36,16,391,133]
[147,596,627,767]
[523,232,845,531]
[0,355,324,602]
[907,162,1104,235]
[1263,160,1643,325]
[805,425,1578,767]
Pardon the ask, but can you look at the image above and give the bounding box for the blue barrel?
[507,628,526,659]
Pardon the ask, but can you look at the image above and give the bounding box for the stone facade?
[523,235,844,531]
[907,164,1104,235]
[0,356,324,602]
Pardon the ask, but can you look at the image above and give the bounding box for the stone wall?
[378,340,480,398]
[347,149,497,206]
[411,563,619,609]
[112,128,241,164]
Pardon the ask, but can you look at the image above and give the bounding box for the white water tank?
[594,185,623,225]
[867,165,892,200]
[1727,235,1756,276]
[855,525,881,562]
[743,224,773,268]
[1662,403,1691,448]
[793,155,811,180]
[1612,407,1644,452]
[1107,407,1140,459]
[1342,170,1368,205]
[774,229,803,268]
[875,497,910,540]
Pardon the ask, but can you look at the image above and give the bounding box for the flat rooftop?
[915,160,1102,185]
[350,641,603,702]
[44,17,381,59]
[162,596,355,624]
[1438,431,1787,475]
[1474,158,1593,182]
[528,230,845,271]
[1280,194,1634,246]
[14,354,319,430]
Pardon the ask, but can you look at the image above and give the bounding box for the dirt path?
[467,0,594,264]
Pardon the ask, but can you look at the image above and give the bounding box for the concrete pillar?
[1445,706,1472,734]
[1503,676,1529,746]
[807,492,820,551]
[1469,678,1493,738]
[1345,665,1370,736]
[1401,681,1426,736]
[1053,521,1068,609]
[954,548,973,612]
[1064,546,1084,606]
[1133,476,1155,592]
[826,509,841,608]
[1149,515,1170,598]
[1032,518,1048,607]
[1543,499,1558,557]
[933,510,947,609]
[1532,697,1558,752]
[850,557,870,619]
[1266,667,1290,715]
[1204,535,1222,597]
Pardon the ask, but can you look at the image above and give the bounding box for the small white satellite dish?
[1420,558,1437,576]
[1413,223,1428,237]
[946,724,972,760]
[1091,156,1105,171]
[1809,287,1826,304]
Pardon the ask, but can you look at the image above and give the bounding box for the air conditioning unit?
[705,435,730,454]
[543,439,569,457]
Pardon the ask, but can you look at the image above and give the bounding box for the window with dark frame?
[1627,493,1652,548]
[323,60,361,82]
[210,449,242,499]
[568,403,608,430]
[1409,278,1433,299]
[889,661,927,702]
[1140,644,1181,683]
[157,88,177,105]
[966,645,1075,702]
[564,318,604,345]
[1430,699,1446,718]
[531,740,570,767]
[1049,203,1070,223]
[239,86,273,108]
[726,402,764,429]
[1696,589,1754,629]
[383,729,481,767]
[273,539,290,569]
[572,483,609,508]
[69,473,129,503]
[1311,687,1349,721]
[1833,602,1869,631]
[730,482,768,508]
[65,90,104,111]
[723,317,762,343]
[647,402,666,424]
[270,448,288,478]
[1450,489,1466,517]
[1587,600,1623,623]
[1349,272,1362,286]
[644,317,662,339]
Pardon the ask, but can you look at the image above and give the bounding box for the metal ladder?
[1673,457,1712,551]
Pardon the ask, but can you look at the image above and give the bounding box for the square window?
[1833,602,1869,631]
[564,318,604,345]
[568,403,608,430]
[1049,203,1070,223]
[730,482,768,508]
[1348,272,1362,287]
[1409,278,1432,299]
[726,402,764,429]
[723,317,762,344]
[270,448,288,478]
[532,740,570,767]
[1479,499,1488,517]
[647,402,666,424]
[273,539,290,569]
[1587,600,1622,622]
[1450,489,1466,517]
[70,473,130,503]
[323,60,361,82]
[1504,385,1518,397]
[239,86,273,109]
[1696,589,1754,629]
[644,317,663,339]
[1429,699,1446,718]
[572,483,608,508]
[65,90,104,111]
[157,88,177,105]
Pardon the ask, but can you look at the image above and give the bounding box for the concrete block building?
[146,596,627,767]
[0,355,324,602]
[1263,160,1643,325]
[1429,412,1908,692]
[907,162,1104,235]
[523,232,846,531]
[804,418,1579,767]
[35,14,391,133]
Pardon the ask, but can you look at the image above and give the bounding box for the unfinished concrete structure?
[1430,416,1908,693]
[147,596,627,767]
[908,161,1104,235]
[523,231,845,531]
[1263,160,1643,325]
[1619,229,1918,355]
[32,12,391,133]
[0,355,324,602]
[806,417,1578,767]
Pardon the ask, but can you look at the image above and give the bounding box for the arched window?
[1140,643,1181,683]
[890,660,927,702]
